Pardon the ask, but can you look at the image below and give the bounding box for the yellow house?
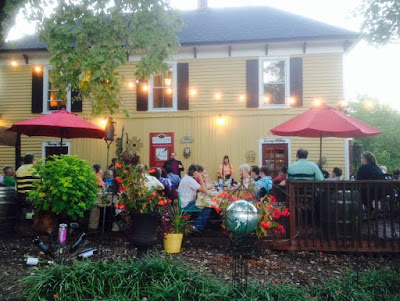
[0,5,358,180]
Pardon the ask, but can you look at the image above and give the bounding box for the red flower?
[116,176,122,184]
[119,185,126,192]
[261,221,272,229]
[158,196,162,200]
[283,208,290,217]
[149,169,156,173]
[183,215,190,219]
[115,163,122,169]
[120,204,126,210]
[270,196,277,202]
[272,210,282,219]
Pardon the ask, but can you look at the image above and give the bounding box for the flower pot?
[131,212,159,248]
[164,233,183,253]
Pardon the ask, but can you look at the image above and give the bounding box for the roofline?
[0,48,48,53]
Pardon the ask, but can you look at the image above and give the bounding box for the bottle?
[26,257,54,266]
[218,178,223,190]
[58,224,67,244]
[69,233,87,253]
[32,236,55,258]
[77,248,98,260]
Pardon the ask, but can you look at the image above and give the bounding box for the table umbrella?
[270,104,382,166]
[7,109,105,154]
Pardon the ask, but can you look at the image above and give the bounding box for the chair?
[287,173,316,180]
[177,192,202,214]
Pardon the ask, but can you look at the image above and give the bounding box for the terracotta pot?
[32,210,58,234]
[164,233,183,253]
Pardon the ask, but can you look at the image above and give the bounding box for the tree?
[348,98,400,172]
[0,0,26,46]
[25,0,183,115]
[359,0,400,45]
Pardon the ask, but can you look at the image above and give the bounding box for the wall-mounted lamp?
[183,146,191,159]
[104,117,115,142]
[216,114,227,126]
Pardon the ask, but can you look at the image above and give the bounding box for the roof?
[1,6,358,51]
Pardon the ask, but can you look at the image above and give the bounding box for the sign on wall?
[149,133,174,168]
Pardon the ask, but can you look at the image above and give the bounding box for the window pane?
[263,60,286,104]
[153,88,172,108]
[48,100,66,111]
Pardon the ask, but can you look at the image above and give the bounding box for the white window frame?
[258,57,290,109]
[42,141,71,158]
[43,66,71,114]
[148,61,178,112]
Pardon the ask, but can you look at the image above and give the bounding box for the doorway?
[42,141,70,158]
[259,138,290,178]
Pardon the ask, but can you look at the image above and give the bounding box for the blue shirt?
[287,159,324,181]
[256,176,272,192]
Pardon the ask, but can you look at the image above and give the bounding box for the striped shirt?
[16,164,39,195]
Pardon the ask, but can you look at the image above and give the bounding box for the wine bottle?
[32,236,55,258]
[26,257,54,266]
[69,233,87,253]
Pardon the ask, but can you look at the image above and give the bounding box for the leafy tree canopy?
[348,97,400,172]
[0,0,26,46]
[24,0,183,115]
[359,0,400,45]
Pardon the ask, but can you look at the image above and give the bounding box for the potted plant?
[28,155,98,233]
[115,163,170,249]
[161,205,192,254]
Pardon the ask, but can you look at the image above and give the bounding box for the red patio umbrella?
[270,104,382,165]
[7,109,105,155]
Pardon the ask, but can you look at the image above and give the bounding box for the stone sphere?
[225,200,259,236]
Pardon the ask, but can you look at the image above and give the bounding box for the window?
[259,57,290,108]
[43,67,71,113]
[148,62,177,111]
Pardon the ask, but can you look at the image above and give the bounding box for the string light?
[190,89,197,96]
[313,98,322,107]
[239,94,246,102]
[338,99,348,109]
[142,85,148,92]
[364,100,374,110]
[99,119,107,129]
[35,65,42,73]
[127,82,134,88]
[215,92,222,100]
[166,88,172,94]
[263,96,270,104]
[289,97,296,106]
[10,61,18,67]
[216,114,227,126]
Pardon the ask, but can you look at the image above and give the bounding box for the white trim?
[344,138,352,180]
[42,141,71,158]
[148,61,177,112]
[258,137,291,166]
[258,56,290,109]
[42,66,71,114]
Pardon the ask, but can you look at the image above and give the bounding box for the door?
[262,143,288,177]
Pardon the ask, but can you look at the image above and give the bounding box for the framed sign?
[149,133,174,168]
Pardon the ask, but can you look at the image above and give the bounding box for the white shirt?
[178,174,200,208]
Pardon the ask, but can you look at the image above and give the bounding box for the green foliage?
[348,99,400,172]
[358,0,400,45]
[164,204,192,235]
[19,257,400,301]
[25,0,183,115]
[28,155,98,220]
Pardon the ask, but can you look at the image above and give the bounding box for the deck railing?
[270,180,400,252]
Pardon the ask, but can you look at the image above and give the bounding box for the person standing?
[163,152,184,178]
[218,155,234,180]
[287,149,324,181]
[2,166,16,187]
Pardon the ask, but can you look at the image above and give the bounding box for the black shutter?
[136,80,148,111]
[177,63,189,110]
[246,60,258,108]
[71,88,82,112]
[290,57,303,107]
[31,68,43,113]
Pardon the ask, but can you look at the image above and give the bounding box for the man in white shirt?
[178,164,210,233]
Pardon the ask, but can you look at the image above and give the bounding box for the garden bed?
[0,231,399,300]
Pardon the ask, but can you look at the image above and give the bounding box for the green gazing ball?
[225,200,258,236]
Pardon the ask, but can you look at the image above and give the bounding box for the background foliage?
[348,98,400,173]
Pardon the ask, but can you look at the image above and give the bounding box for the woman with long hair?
[218,155,234,180]
[356,151,384,180]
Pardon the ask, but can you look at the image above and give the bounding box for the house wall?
[0,53,346,179]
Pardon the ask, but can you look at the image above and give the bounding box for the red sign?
[149,132,174,168]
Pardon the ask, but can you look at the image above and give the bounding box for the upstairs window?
[259,57,289,108]
[43,67,71,113]
[148,63,177,111]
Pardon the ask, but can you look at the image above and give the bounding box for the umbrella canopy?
[270,104,382,166]
[7,109,105,139]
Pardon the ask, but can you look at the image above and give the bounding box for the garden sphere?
[225,200,258,236]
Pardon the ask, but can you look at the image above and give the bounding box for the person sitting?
[251,165,261,181]
[356,152,384,180]
[329,167,342,181]
[238,163,258,190]
[287,149,324,181]
[257,166,273,200]
[197,165,214,190]
[273,167,287,186]
[2,166,16,187]
[149,167,172,200]
[322,169,330,179]
[16,153,39,202]
[178,164,210,234]
[166,165,180,200]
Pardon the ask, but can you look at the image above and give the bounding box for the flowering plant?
[161,205,192,236]
[218,188,289,238]
[115,163,170,214]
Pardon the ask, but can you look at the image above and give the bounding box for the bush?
[28,155,98,220]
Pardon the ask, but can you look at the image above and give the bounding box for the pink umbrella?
[270,104,382,164]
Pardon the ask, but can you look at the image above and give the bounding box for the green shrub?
[28,155,98,220]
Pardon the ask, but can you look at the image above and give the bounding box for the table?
[195,189,228,209]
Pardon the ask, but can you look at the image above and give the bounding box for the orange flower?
[115,163,122,169]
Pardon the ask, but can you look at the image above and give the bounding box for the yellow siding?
[0,53,347,179]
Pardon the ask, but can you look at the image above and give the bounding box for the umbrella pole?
[319,134,322,169]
